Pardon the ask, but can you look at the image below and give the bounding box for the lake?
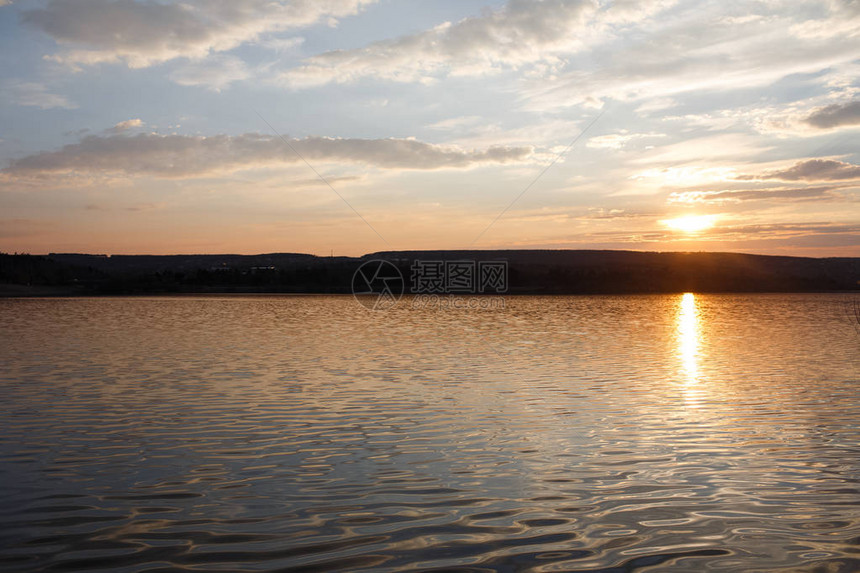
[0,294,858,572]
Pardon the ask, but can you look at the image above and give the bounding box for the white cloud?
[261,36,305,53]
[169,54,251,91]
[753,93,860,136]
[109,119,144,133]
[273,0,860,109]
[586,131,665,150]
[2,132,534,178]
[426,116,485,131]
[2,80,76,109]
[634,98,678,115]
[22,0,376,68]
[278,0,674,88]
[632,133,773,166]
[519,0,860,110]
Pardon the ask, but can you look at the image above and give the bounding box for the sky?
[0,0,858,257]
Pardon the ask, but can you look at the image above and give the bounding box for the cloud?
[634,97,678,115]
[666,160,860,204]
[109,118,144,133]
[2,132,534,178]
[519,1,860,110]
[668,185,847,204]
[631,133,773,166]
[707,222,860,240]
[261,36,305,53]
[168,54,251,90]
[741,159,860,182]
[803,100,860,129]
[2,80,76,109]
[273,0,860,115]
[22,0,375,68]
[586,131,665,150]
[531,221,860,250]
[427,116,484,131]
[580,208,646,219]
[279,0,667,88]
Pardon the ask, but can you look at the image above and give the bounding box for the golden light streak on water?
[677,293,702,406]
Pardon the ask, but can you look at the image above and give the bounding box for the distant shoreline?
[3,290,859,299]
[2,250,858,297]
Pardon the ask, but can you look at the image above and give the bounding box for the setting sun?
[661,214,719,233]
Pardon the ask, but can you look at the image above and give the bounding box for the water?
[0,294,858,572]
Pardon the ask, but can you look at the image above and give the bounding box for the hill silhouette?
[1,250,857,296]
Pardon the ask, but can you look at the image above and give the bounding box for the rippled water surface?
[1,294,859,572]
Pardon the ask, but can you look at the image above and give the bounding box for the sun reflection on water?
[677,293,701,403]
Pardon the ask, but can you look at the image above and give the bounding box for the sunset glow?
[0,1,857,256]
[661,215,719,234]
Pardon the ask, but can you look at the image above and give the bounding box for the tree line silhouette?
[1,250,858,296]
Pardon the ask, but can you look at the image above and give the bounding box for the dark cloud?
[669,185,848,204]
[711,222,860,237]
[2,133,533,178]
[803,100,860,129]
[553,223,860,254]
[738,159,860,182]
[705,223,860,249]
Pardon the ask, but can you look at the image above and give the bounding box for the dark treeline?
[0,253,357,295]
[1,250,858,296]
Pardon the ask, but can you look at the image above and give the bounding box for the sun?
[661,214,718,233]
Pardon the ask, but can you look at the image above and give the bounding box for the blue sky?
[1,0,858,256]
